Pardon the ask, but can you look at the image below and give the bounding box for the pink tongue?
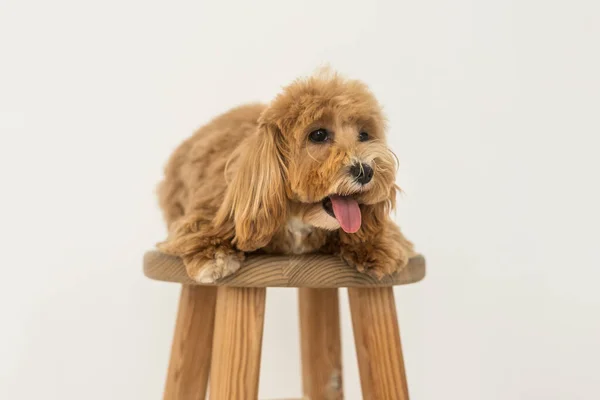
[330,195,362,233]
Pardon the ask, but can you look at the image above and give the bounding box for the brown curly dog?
[157,71,415,283]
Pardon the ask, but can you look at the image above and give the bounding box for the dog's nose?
[350,163,374,185]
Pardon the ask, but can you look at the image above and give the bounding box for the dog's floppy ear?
[214,119,288,252]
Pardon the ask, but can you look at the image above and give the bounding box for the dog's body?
[158,73,414,283]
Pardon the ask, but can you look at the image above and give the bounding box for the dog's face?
[217,73,398,251]
[266,75,397,233]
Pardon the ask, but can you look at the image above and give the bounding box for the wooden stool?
[144,251,426,400]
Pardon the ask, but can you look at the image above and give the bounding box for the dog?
[157,71,415,283]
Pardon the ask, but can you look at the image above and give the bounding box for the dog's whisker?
[389,149,400,171]
[304,137,320,163]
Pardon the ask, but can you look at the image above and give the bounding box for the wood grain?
[210,286,266,400]
[144,251,425,288]
[299,288,343,400]
[348,287,409,400]
[163,285,217,400]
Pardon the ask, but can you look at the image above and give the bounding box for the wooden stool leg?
[164,285,218,400]
[348,287,409,400]
[298,288,343,400]
[210,287,266,400]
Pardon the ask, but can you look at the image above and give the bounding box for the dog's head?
[216,72,398,251]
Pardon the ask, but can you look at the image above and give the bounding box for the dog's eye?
[359,131,370,142]
[309,128,330,143]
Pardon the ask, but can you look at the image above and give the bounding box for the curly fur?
[157,71,415,282]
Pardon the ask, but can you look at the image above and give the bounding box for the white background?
[1,0,599,399]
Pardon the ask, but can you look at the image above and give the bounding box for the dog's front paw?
[340,245,409,279]
[184,248,244,284]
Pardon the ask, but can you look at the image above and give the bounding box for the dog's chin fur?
[302,203,341,231]
[157,70,415,283]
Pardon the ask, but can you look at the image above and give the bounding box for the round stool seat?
[143,250,426,288]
